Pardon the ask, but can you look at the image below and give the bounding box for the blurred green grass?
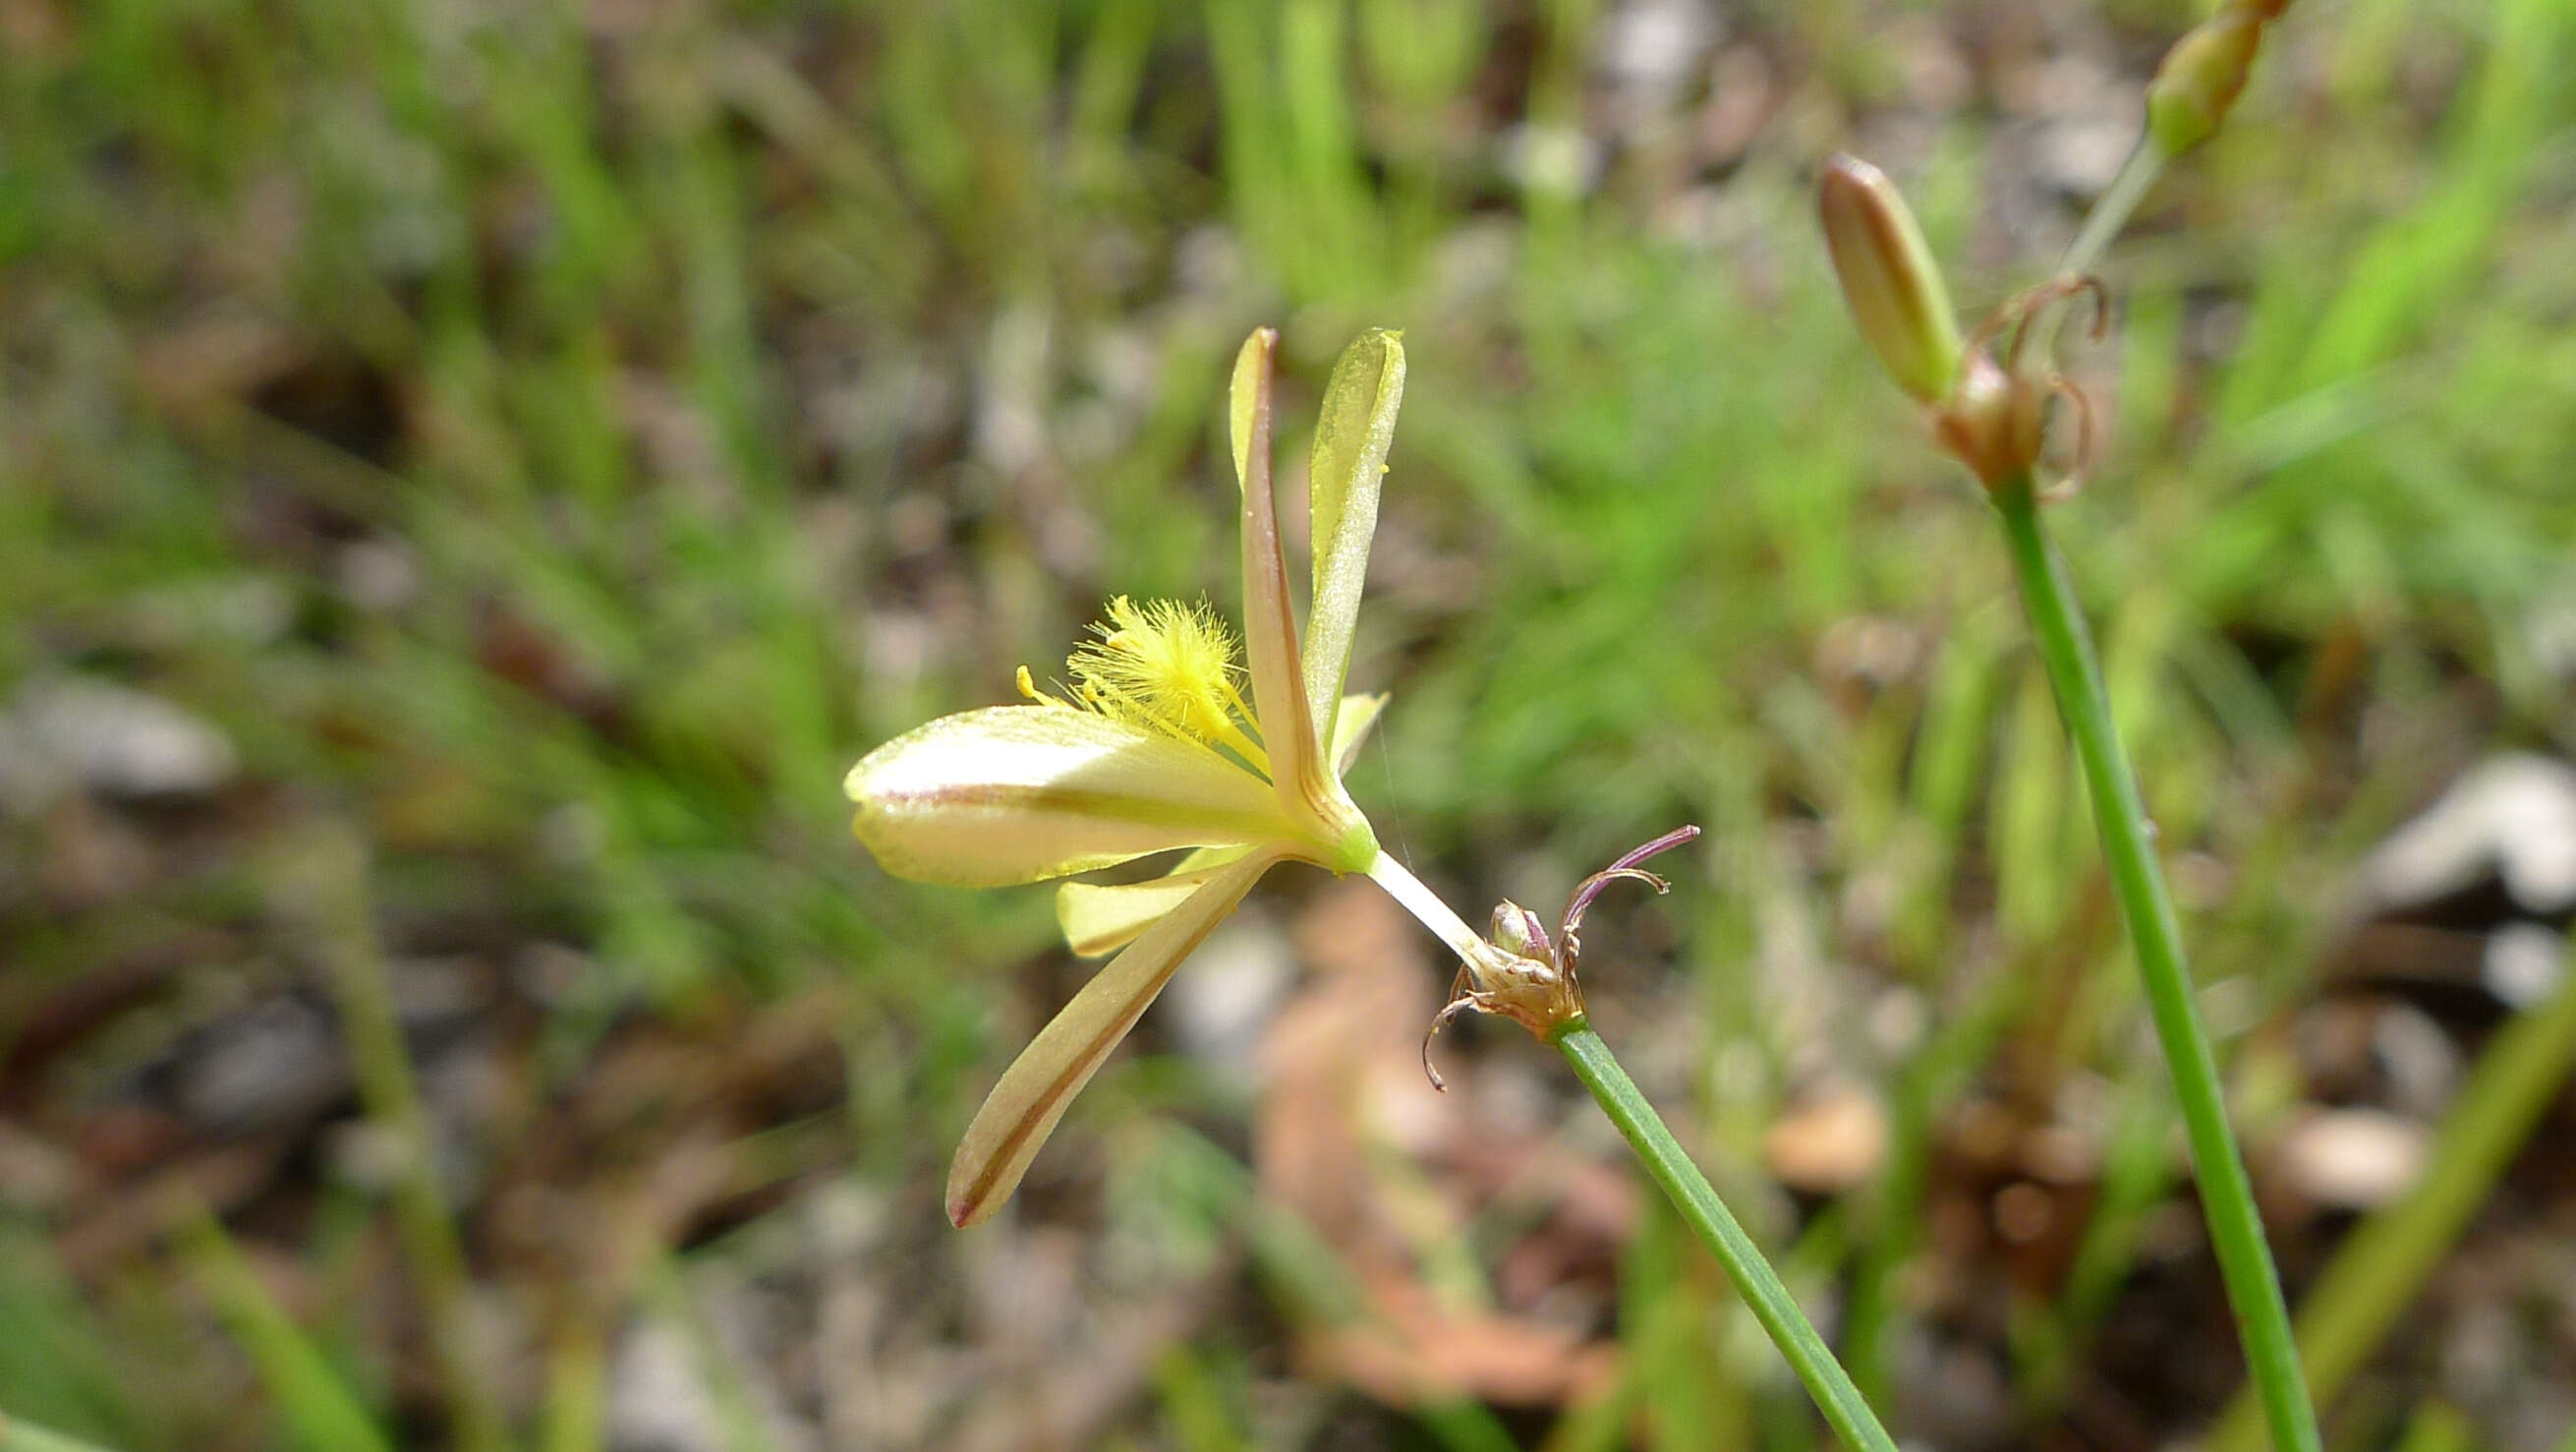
[4,0,2575,1447]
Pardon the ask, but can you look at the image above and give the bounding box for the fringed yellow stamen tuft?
[1065,596,1267,770]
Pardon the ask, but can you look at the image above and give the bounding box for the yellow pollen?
[1015,666,1057,704]
[1064,596,1265,769]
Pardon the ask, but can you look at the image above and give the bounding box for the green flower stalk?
[1820,148,2322,1452]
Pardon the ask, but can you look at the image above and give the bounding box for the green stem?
[0,1415,120,1452]
[1372,852,1895,1446]
[291,831,510,1452]
[2206,942,2576,1452]
[1554,1024,1900,1452]
[2058,140,2169,278]
[1992,482,2320,1452]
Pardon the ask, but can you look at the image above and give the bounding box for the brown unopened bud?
[2147,9,2265,155]
[1929,351,2049,491]
[1490,900,1552,963]
[1818,155,1963,404]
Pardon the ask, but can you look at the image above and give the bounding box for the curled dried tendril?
[1422,825,1701,1089]
[1937,272,2108,501]
[1975,272,2109,370]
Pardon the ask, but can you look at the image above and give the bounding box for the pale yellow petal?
[1302,329,1403,746]
[845,706,1286,888]
[1056,846,1255,957]
[1230,329,1263,491]
[1328,692,1388,779]
[1227,328,1330,829]
[947,848,1283,1226]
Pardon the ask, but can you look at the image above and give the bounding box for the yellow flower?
[846,326,1414,1226]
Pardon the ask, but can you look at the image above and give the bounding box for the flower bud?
[1490,901,1552,964]
[1928,350,2049,491]
[1818,155,1964,404]
[2146,8,2264,156]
